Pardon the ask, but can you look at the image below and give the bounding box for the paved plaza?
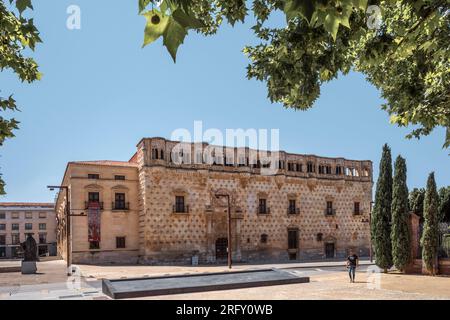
[0,259,449,300]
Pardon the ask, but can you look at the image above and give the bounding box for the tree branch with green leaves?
[0,0,41,194]
[139,0,450,149]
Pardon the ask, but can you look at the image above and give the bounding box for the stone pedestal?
[21,261,37,274]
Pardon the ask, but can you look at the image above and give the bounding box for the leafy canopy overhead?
[0,0,41,194]
[140,0,450,148]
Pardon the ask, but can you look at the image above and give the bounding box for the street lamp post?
[48,185,71,276]
[215,194,232,269]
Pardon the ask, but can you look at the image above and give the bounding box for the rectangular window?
[114,193,126,210]
[336,166,342,175]
[89,241,100,250]
[258,199,267,214]
[39,233,47,244]
[88,174,100,179]
[25,212,33,219]
[12,234,20,245]
[288,200,297,214]
[25,223,32,230]
[0,235,5,245]
[175,196,185,213]
[0,224,5,231]
[88,192,100,203]
[11,212,19,219]
[0,213,5,219]
[39,223,46,230]
[296,164,302,172]
[12,223,19,231]
[326,201,335,215]
[354,202,360,215]
[115,175,125,180]
[287,163,294,171]
[307,162,315,173]
[39,212,47,219]
[116,237,126,249]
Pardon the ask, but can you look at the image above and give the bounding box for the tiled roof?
[70,160,138,167]
[0,202,54,207]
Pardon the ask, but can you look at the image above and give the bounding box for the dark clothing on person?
[347,254,358,267]
[347,254,358,282]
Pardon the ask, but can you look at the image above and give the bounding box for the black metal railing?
[258,206,270,214]
[288,207,300,215]
[173,205,189,213]
[112,202,130,211]
[353,209,362,215]
[85,201,104,210]
[325,208,336,216]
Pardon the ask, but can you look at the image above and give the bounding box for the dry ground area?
[0,259,449,300]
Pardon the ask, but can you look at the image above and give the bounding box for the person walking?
[347,250,359,283]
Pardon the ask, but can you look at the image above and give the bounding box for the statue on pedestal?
[21,234,38,274]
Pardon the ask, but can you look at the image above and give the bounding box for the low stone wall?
[439,258,450,275]
[72,250,139,265]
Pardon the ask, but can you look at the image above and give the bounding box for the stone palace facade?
[55,137,373,264]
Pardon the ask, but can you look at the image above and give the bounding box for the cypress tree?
[421,172,440,275]
[371,144,393,272]
[391,156,411,272]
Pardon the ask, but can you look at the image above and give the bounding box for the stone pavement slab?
[103,269,309,299]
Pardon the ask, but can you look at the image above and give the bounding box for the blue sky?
[1,0,448,202]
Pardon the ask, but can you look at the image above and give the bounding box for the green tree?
[421,172,440,275]
[409,188,426,217]
[391,155,411,271]
[0,0,41,194]
[438,186,450,223]
[371,144,393,272]
[139,0,450,148]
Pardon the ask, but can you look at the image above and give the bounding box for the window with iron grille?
[175,196,185,213]
[88,174,100,179]
[115,175,125,180]
[307,162,315,173]
[289,200,296,214]
[258,199,267,214]
[116,237,126,249]
[114,193,126,210]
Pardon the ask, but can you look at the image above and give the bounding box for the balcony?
[287,207,300,215]
[173,205,189,214]
[85,201,104,210]
[324,208,336,216]
[112,202,130,211]
[258,206,270,215]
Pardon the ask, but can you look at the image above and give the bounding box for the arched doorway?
[215,238,228,261]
